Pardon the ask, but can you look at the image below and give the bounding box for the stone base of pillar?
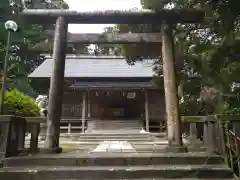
[165,144,188,153]
[41,147,62,153]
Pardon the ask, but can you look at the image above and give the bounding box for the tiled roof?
[28,55,156,78]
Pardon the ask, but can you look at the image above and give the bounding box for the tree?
[105,0,240,114]
[0,0,69,95]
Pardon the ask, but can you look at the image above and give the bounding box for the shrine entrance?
[96,91,143,120]
[20,8,204,151]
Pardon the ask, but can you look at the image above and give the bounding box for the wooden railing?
[38,118,89,137]
[213,115,240,177]
[183,115,240,178]
[59,118,88,134]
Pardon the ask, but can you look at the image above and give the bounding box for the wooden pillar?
[87,91,91,118]
[144,90,149,132]
[45,16,68,152]
[81,92,86,133]
[67,120,71,134]
[162,24,184,149]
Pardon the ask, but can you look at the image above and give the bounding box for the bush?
[179,95,204,116]
[3,88,40,117]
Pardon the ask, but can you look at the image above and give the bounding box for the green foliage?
[0,0,69,95]
[103,0,240,116]
[223,87,240,115]
[179,95,203,116]
[3,88,40,117]
[224,108,240,115]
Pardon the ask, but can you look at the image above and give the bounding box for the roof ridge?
[41,54,159,61]
[42,54,126,59]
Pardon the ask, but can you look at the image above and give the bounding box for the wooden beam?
[20,9,205,24]
[67,120,71,134]
[68,33,162,44]
[31,33,162,51]
[81,92,86,134]
[87,91,91,118]
[144,90,149,132]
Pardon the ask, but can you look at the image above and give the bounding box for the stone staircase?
[58,132,166,152]
[0,150,235,179]
[57,132,211,153]
[86,119,143,133]
[61,133,157,142]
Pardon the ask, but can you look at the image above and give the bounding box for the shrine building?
[28,54,166,133]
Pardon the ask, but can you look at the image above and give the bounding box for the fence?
[184,115,240,178]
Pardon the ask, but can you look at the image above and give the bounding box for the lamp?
[0,20,18,114]
[4,20,18,32]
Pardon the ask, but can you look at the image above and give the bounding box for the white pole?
[81,92,86,134]
[87,91,91,118]
[144,90,149,132]
[68,120,71,134]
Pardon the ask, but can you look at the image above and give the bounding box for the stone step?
[0,165,233,179]
[59,134,164,141]
[60,133,163,137]
[33,145,207,154]
[72,137,153,140]
[51,141,168,145]
[66,139,153,142]
[90,126,142,128]
[90,124,142,127]
[3,179,234,180]
[87,120,143,132]
[37,140,168,146]
[67,136,154,139]
[130,145,207,153]
[89,125,141,127]
[4,152,223,167]
[88,120,141,123]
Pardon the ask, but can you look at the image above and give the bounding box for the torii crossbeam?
[20,9,204,24]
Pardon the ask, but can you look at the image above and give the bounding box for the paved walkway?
[92,141,136,152]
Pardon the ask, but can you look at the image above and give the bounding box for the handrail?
[182,115,240,178]
[206,115,240,178]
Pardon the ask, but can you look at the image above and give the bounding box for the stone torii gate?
[20,9,204,153]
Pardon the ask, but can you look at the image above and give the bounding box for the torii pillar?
[162,24,186,152]
[44,16,68,152]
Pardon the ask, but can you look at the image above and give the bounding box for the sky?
[64,0,142,33]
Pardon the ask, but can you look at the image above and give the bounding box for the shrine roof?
[28,55,157,78]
